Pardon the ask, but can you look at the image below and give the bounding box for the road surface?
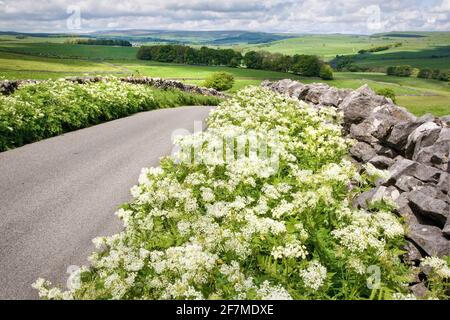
[0,106,213,300]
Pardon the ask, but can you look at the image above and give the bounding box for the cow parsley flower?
[271,240,308,260]
[299,261,327,291]
[421,257,450,279]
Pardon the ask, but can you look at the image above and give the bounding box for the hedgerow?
[0,78,221,152]
[33,87,450,300]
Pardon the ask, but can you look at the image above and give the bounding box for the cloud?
[0,0,448,33]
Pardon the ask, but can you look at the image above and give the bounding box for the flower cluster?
[299,261,327,291]
[33,86,447,300]
[421,257,450,279]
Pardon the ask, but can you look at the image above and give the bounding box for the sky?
[0,0,449,34]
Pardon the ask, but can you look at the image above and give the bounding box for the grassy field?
[239,32,450,70]
[0,36,138,60]
[0,34,448,116]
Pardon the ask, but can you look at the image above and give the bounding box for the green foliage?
[291,55,322,77]
[319,64,334,80]
[203,72,235,91]
[376,88,397,103]
[358,45,392,54]
[417,68,433,79]
[64,38,132,47]
[243,51,264,69]
[417,68,449,81]
[386,65,413,77]
[0,79,221,152]
[432,69,449,81]
[34,87,450,301]
[137,45,242,67]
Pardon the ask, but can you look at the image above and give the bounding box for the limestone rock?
[395,175,424,192]
[386,116,431,152]
[408,188,449,227]
[401,205,450,257]
[369,155,394,170]
[350,141,377,162]
[385,158,419,185]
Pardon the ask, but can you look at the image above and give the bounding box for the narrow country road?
[0,106,214,300]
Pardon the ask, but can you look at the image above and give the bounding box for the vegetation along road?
[0,106,213,300]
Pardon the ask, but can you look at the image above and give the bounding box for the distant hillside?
[89,30,295,45]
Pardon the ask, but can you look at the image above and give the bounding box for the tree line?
[137,45,333,79]
[387,65,449,81]
[65,39,133,47]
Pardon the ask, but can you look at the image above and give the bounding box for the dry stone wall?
[262,79,450,266]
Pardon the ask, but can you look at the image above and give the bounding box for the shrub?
[376,88,397,103]
[358,45,391,54]
[0,79,221,152]
[417,68,433,79]
[386,65,412,77]
[432,70,449,81]
[203,72,235,91]
[33,87,450,300]
[319,64,334,80]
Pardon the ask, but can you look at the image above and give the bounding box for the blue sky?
[0,0,449,34]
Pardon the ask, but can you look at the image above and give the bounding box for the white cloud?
[0,0,448,33]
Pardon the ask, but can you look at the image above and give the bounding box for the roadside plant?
[33,87,449,300]
[203,72,235,91]
[0,78,221,152]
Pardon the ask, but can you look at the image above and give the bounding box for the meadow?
[0,33,449,116]
[239,32,450,70]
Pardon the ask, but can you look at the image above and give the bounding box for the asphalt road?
[0,106,213,300]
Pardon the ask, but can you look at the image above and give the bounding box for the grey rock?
[414,142,450,172]
[369,155,394,169]
[319,87,350,107]
[395,175,424,192]
[353,188,377,209]
[405,122,441,159]
[370,114,398,140]
[349,121,379,144]
[395,192,411,209]
[403,241,423,263]
[443,220,450,237]
[441,115,450,127]
[438,173,450,194]
[304,84,330,104]
[353,186,400,209]
[401,205,450,257]
[385,158,419,185]
[409,282,428,298]
[386,116,431,152]
[350,141,377,162]
[412,163,443,184]
[408,188,449,227]
[339,85,389,125]
[373,144,397,158]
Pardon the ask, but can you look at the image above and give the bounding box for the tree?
[386,65,412,77]
[292,55,321,77]
[319,64,334,80]
[244,51,264,70]
[417,68,432,79]
[203,72,235,91]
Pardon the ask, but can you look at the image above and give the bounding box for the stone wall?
[262,79,450,269]
[0,76,228,99]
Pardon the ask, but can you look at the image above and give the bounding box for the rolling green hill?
[0,32,448,116]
